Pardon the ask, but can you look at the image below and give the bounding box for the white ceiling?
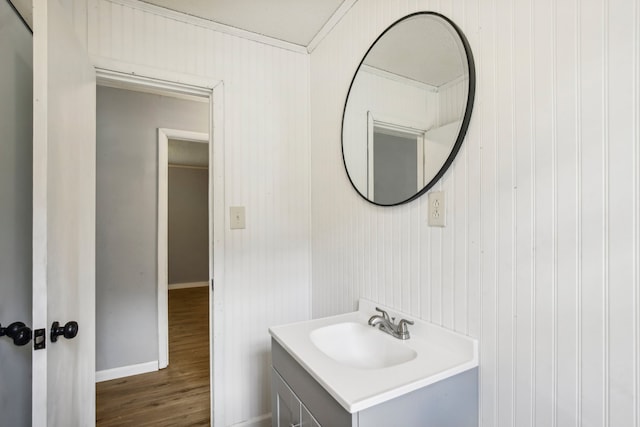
[140,0,348,47]
[364,15,466,87]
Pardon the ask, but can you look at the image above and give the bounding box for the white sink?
[309,322,417,369]
[269,299,479,413]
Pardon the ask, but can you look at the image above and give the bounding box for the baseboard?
[168,281,208,290]
[230,413,271,427]
[96,360,159,383]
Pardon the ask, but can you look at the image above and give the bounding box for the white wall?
[62,0,311,425]
[311,2,639,427]
[438,76,468,126]
[168,165,209,285]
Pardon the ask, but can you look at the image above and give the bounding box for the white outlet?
[428,191,445,227]
[229,206,245,229]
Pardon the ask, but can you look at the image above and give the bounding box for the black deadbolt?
[0,322,33,346]
[50,321,79,342]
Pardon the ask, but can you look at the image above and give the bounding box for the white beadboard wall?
[310,2,639,427]
[439,77,468,126]
[60,0,311,425]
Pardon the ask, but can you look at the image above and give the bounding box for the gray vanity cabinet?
[273,371,300,427]
[271,339,478,427]
[273,368,320,427]
[301,405,321,427]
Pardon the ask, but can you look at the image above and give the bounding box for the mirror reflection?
[342,12,475,206]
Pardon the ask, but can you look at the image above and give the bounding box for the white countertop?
[268,299,479,413]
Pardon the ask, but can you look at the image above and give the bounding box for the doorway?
[93,70,224,425]
[158,129,210,369]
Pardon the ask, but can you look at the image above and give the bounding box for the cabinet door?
[274,371,301,427]
[301,404,321,427]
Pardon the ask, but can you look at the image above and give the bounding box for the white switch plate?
[428,191,445,227]
[229,206,245,229]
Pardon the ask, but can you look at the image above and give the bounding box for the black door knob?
[0,322,33,346]
[50,321,78,342]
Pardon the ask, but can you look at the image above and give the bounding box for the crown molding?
[107,0,309,54]
[307,0,358,54]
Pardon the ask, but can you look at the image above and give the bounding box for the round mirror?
[341,12,475,206]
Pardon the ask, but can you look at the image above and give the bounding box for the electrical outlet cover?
[428,191,445,227]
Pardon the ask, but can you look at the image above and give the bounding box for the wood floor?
[96,287,210,426]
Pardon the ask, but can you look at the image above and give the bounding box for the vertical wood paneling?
[59,0,89,48]
[495,0,515,425]
[438,78,467,126]
[555,0,580,426]
[636,3,640,425]
[478,0,498,423]
[532,0,556,425]
[310,1,640,427]
[513,1,535,424]
[580,0,607,425]
[607,0,637,425]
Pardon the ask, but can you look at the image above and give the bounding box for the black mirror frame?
[341,11,476,207]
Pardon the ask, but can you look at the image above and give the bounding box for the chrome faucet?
[368,307,415,340]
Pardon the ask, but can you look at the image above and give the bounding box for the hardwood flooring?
[96,287,210,426]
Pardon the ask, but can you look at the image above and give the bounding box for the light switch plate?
[428,191,445,227]
[229,206,245,229]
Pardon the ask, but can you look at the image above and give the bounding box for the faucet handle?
[375,307,390,321]
[397,319,414,339]
[398,318,414,328]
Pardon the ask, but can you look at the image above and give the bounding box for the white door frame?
[95,65,225,426]
[157,128,209,369]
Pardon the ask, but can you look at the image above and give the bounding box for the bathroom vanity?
[269,299,478,427]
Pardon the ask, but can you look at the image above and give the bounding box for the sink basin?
[309,322,417,369]
[269,299,479,412]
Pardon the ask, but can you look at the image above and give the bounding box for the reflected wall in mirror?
[342,12,475,206]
